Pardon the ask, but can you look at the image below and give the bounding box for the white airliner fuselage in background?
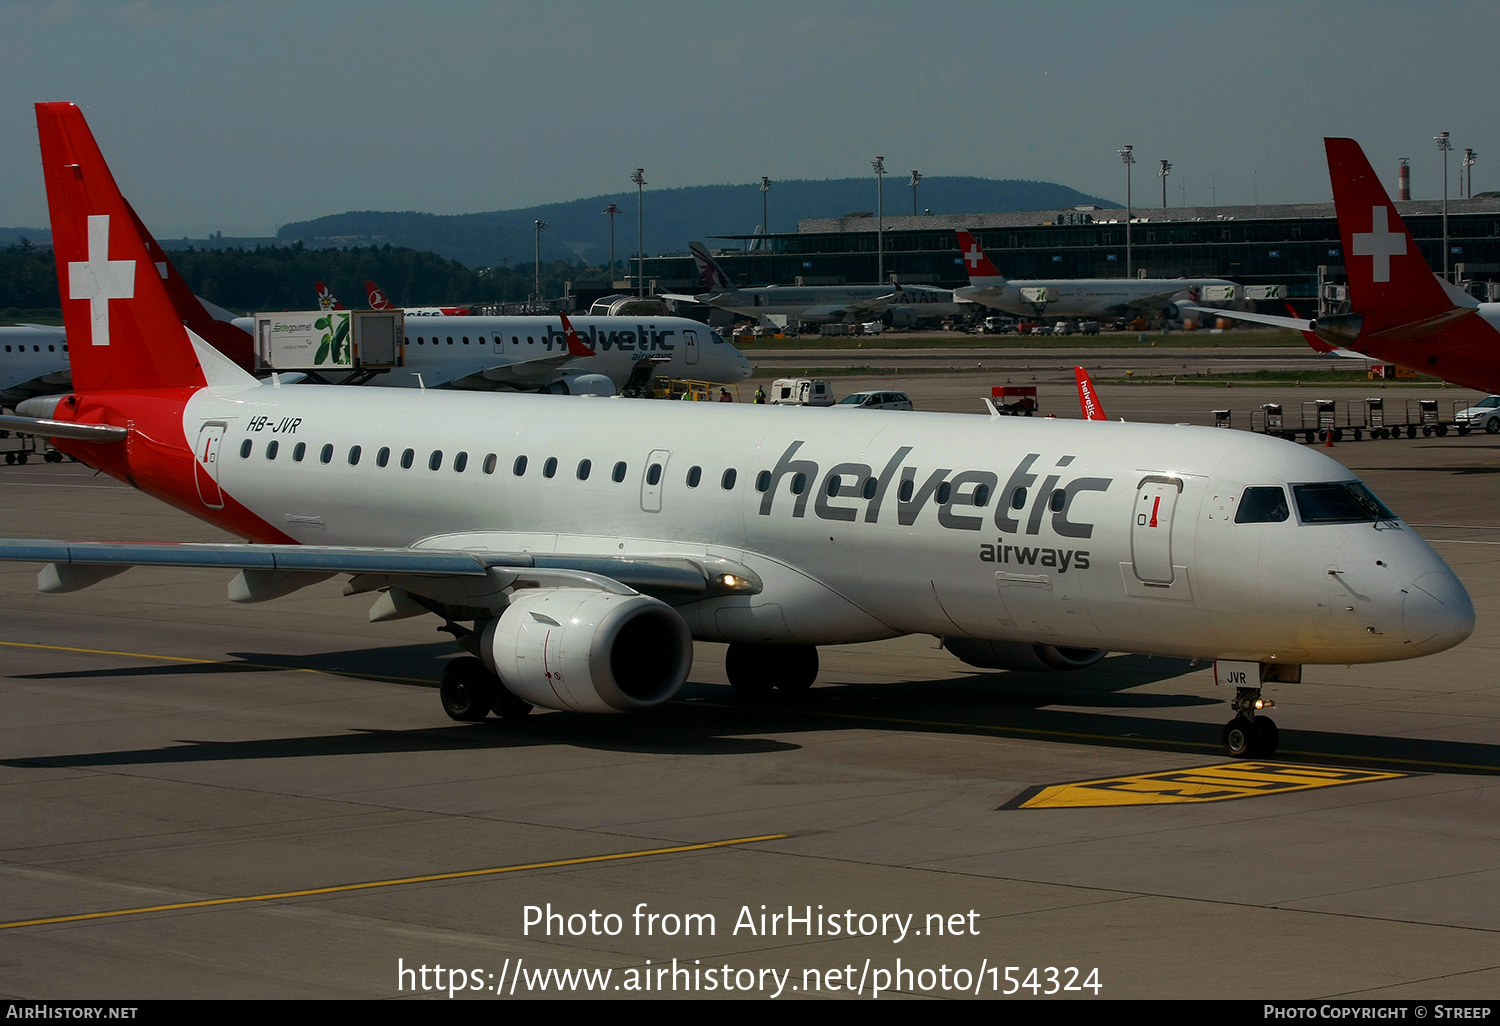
[0,326,69,406]
[1,102,1476,764]
[953,230,1239,321]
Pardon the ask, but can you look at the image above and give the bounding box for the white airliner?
[953,230,1240,321]
[0,325,69,407]
[0,103,1476,760]
[663,242,972,327]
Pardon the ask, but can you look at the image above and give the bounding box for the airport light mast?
[1463,148,1477,199]
[533,220,546,307]
[872,156,886,283]
[760,176,771,240]
[1118,145,1135,278]
[909,170,922,217]
[631,168,646,297]
[1436,132,1452,280]
[603,203,620,285]
[1158,159,1172,210]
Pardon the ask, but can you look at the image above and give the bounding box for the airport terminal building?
[638,199,1500,310]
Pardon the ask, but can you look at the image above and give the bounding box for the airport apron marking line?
[0,834,787,931]
[1003,762,1409,809]
[0,639,435,686]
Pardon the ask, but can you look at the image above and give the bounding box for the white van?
[767,378,836,406]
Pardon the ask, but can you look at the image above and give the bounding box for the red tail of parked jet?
[954,229,1007,287]
[364,280,391,310]
[1319,137,1498,391]
[316,282,346,311]
[365,279,473,316]
[1074,366,1107,420]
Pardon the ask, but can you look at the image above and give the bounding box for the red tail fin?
[955,229,1005,282]
[558,311,594,358]
[1325,138,1456,331]
[37,102,205,393]
[1074,366,1107,420]
[365,280,392,310]
[315,282,346,311]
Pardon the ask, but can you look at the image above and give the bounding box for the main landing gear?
[439,656,532,722]
[1222,687,1279,757]
[725,643,818,699]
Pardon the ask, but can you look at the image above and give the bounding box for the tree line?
[0,241,606,317]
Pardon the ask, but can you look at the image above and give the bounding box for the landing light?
[715,573,754,591]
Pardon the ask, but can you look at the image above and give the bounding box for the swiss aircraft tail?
[954,230,1008,288]
[1325,137,1475,335]
[688,242,736,293]
[364,280,393,310]
[1074,366,1107,420]
[36,102,221,393]
[316,282,346,311]
[556,311,595,358]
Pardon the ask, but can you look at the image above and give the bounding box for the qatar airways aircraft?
[0,104,1476,759]
[953,230,1238,321]
[1186,138,1500,395]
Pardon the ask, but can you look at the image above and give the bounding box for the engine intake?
[944,638,1105,672]
[481,589,692,712]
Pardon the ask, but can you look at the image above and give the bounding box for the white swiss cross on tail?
[1352,205,1406,283]
[68,214,135,346]
[964,244,984,269]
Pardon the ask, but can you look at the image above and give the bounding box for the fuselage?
[58,380,1472,666]
[959,278,1239,319]
[0,326,69,405]
[702,285,967,323]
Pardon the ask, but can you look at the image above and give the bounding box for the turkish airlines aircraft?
[0,103,1476,759]
[663,242,971,327]
[366,279,473,317]
[953,230,1239,321]
[1187,139,1500,394]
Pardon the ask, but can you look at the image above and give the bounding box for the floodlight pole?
[909,170,921,217]
[603,203,619,284]
[1436,132,1452,280]
[631,168,646,297]
[533,220,546,305]
[872,156,886,282]
[1119,145,1135,277]
[1158,159,1172,209]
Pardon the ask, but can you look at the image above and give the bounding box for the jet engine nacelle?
[480,588,692,713]
[881,306,918,329]
[944,638,1106,672]
[551,373,616,397]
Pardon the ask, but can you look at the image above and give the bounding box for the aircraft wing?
[0,539,761,609]
[1180,305,1372,360]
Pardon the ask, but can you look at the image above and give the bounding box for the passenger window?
[1236,486,1291,524]
[293,442,306,462]
[320,444,333,464]
[514,455,528,476]
[265,440,278,460]
[348,445,361,466]
[454,451,468,472]
[686,466,701,488]
[400,448,415,469]
[377,447,390,468]
[936,482,952,504]
[898,479,913,502]
[825,475,841,496]
[1049,489,1065,512]
[973,484,991,507]
[612,461,627,483]
[756,470,771,493]
[429,450,444,471]
[447,337,454,345]
[483,453,497,474]
[417,337,425,345]
[462,337,470,345]
[1010,487,1027,510]
[577,459,592,481]
[722,469,737,490]
[239,439,252,458]
[544,457,558,478]
[791,473,807,495]
[862,477,877,500]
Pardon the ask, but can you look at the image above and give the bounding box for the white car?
[835,390,914,410]
[1455,395,1500,433]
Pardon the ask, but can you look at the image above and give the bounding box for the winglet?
[558,311,594,357]
[365,280,392,310]
[1074,366,1107,421]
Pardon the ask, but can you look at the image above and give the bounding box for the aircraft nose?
[1403,570,1475,654]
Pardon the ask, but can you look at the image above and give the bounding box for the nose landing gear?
[1222,688,1279,757]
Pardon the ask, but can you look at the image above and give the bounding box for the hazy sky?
[0,0,1491,238]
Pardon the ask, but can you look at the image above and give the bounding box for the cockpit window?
[1235,486,1289,524]
[1292,482,1397,524]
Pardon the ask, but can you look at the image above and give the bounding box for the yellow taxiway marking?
[0,834,786,931]
[1004,762,1408,809]
[0,639,434,686]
